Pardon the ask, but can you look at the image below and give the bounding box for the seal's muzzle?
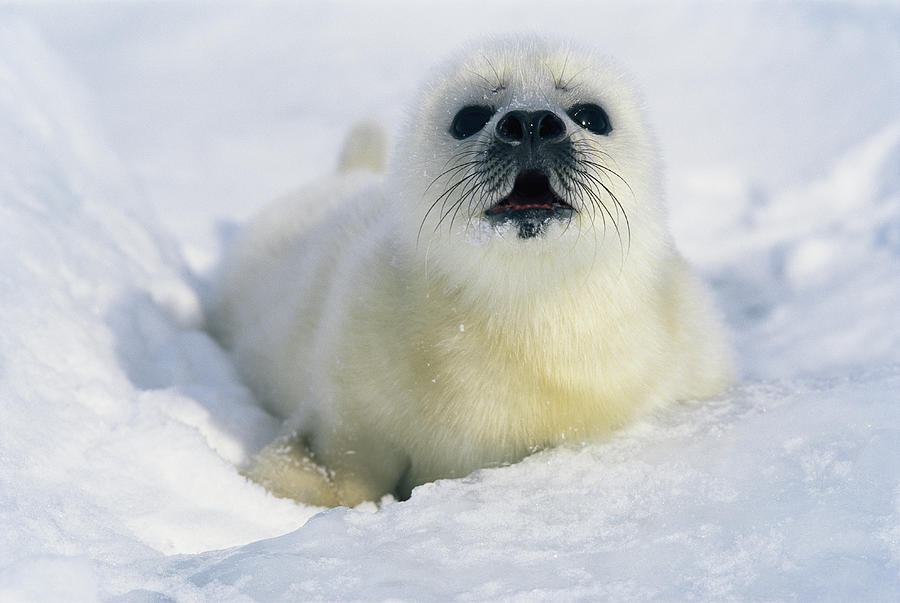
[486,170,574,239]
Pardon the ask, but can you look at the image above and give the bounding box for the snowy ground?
[0,2,898,601]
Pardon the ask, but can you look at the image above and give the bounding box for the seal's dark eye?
[567,103,612,136]
[450,105,494,139]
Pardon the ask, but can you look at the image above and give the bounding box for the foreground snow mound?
[0,20,312,586]
[114,370,900,600]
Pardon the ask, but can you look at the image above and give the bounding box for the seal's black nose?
[496,110,566,145]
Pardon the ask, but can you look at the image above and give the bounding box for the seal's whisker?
[481,55,506,94]
[452,172,491,234]
[576,155,635,198]
[434,162,492,236]
[419,171,479,243]
[571,164,631,256]
[424,159,482,193]
[570,165,627,259]
[572,172,607,239]
[466,67,501,95]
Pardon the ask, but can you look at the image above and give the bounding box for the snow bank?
[118,368,898,601]
[693,120,900,380]
[0,18,313,583]
[0,3,898,601]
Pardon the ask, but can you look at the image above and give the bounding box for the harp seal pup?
[210,39,733,507]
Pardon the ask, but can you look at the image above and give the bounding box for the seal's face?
[447,104,609,240]
[398,40,665,286]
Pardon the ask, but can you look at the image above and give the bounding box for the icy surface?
[0,2,898,601]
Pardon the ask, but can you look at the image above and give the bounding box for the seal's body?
[211,39,733,507]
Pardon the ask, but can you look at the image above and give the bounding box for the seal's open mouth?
[485,170,574,238]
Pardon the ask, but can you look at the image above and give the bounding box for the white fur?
[210,39,733,507]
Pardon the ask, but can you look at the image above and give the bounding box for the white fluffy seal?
[211,39,733,507]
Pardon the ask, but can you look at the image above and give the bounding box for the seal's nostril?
[537,112,565,141]
[496,113,525,143]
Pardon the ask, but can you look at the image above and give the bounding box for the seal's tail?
[337,122,388,173]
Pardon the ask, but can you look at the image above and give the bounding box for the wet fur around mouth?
[486,170,574,239]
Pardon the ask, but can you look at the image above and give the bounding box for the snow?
[0,2,898,601]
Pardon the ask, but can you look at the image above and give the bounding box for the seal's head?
[394,39,669,291]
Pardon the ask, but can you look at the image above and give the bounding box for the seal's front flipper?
[241,435,339,507]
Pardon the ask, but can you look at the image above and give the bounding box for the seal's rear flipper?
[337,122,388,173]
